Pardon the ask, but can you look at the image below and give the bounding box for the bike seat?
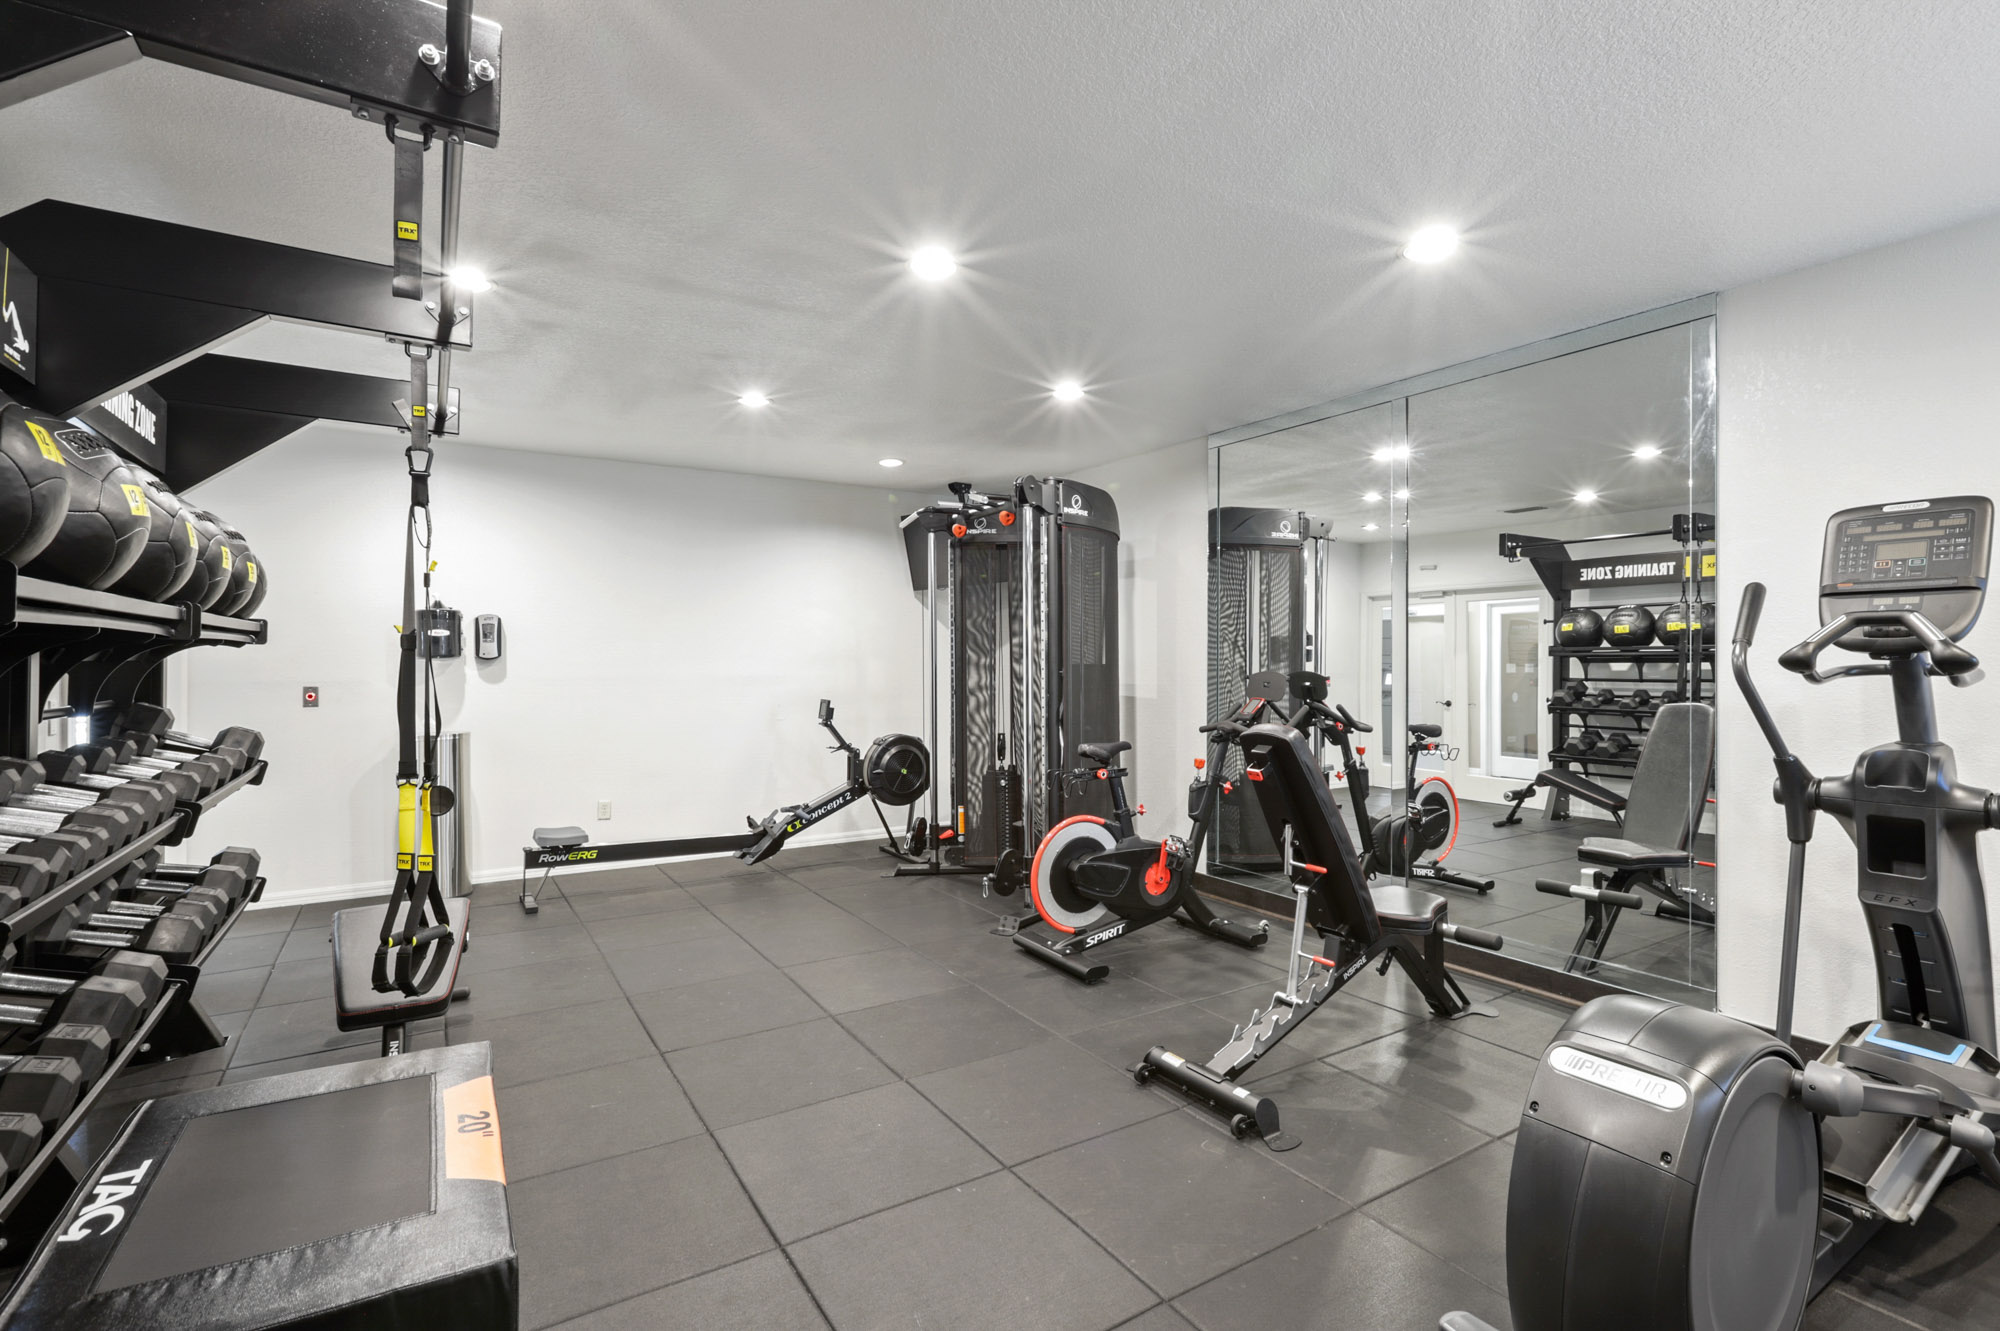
[1408,723,1443,739]
[1078,741,1132,763]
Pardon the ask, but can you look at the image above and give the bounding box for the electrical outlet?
[596,800,612,820]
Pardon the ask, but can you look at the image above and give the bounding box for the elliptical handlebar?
[1733,585,1795,767]
[1777,607,1982,683]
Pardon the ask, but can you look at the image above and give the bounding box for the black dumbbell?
[41,893,208,964]
[43,745,203,806]
[1563,729,1603,756]
[1619,690,1655,710]
[1600,732,1642,759]
[0,953,165,1042]
[0,1055,82,1129]
[0,763,138,861]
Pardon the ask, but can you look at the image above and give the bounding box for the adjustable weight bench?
[333,896,471,1055]
[1532,702,1716,974]
[0,1043,515,1330]
[1136,721,1502,1149]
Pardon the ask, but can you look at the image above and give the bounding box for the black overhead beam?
[0,200,473,417]
[153,354,459,490]
[0,0,502,145]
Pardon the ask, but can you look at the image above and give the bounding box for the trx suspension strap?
[375,345,457,997]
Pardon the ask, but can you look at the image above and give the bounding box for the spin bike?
[1365,725,1493,894]
[1445,495,2000,1331]
[1015,688,1292,982]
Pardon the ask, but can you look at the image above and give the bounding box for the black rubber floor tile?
[1068,1000,1255,1076]
[666,1017,895,1129]
[666,856,788,888]
[912,1038,1171,1165]
[629,969,824,1051]
[1825,1171,2000,1330]
[227,905,297,936]
[789,1173,1153,1331]
[908,926,1066,983]
[1331,1024,1540,1136]
[1361,965,1509,1015]
[254,956,334,1008]
[1197,985,1430,1073]
[201,930,284,973]
[980,967,1181,1036]
[229,995,376,1067]
[601,933,775,996]
[451,997,657,1089]
[1457,992,1573,1059]
[544,865,675,895]
[1172,1209,1511,1331]
[1363,1136,1514,1293]
[1110,930,1284,1002]
[220,1042,379,1084]
[743,915,900,968]
[454,953,625,1022]
[461,923,605,974]
[512,1135,773,1330]
[1802,1288,1948,1330]
[565,883,702,923]
[836,889,1004,944]
[194,964,269,1016]
[785,946,963,1013]
[581,904,731,953]
[274,927,334,966]
[1233,1062,1491,1205]
[779,860,893,892]
[837,985,1046,1078]
[716,1081,998,1242]
[548,1250,827,1330]
[1017,1111,1348,1298]
[496,1056,702,1180]
[1113,1307,1199,1331]
[291,896,385,931]
[468,895,581,935]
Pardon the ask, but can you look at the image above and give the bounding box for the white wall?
[1716,212,2000,1043]
[1072,440,1209,824]
[171,425,922,903]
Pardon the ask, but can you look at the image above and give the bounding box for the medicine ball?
[104,469,198,602]
[1602,604,1657,647]
[22,427,149,590]
[238,548,269,617]
[0,394,74,568]
[1554,608,1603,649]
[183,509,232,610]
[212,523,259,616]
[1655,601,1715,648]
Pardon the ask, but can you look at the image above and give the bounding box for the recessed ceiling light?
[447,266,492,293]
[1574,489,1599,503]
[909,245,958,281]
[1401,224,1460,264]
[878,458,903,468]
[1372,444,1411,462]
[1632,444,1662,461]
[1400,223,1464,263]
[737,390,770,409]
[1362,523,1380,531]
[1051,379,1085,403]
[1362,491,1382,503]
[1393,489,1410,501]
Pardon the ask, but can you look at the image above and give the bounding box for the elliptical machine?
[1444,495,2000,1331]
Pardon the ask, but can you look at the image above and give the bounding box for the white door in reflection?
[1479,597,1543,782]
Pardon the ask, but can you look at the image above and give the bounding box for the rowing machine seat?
[532,825,587,849]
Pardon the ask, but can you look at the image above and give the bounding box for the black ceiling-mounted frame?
[0,0,503,145]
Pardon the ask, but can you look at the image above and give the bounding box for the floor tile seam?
[1819,1286,1935,1331]
[1005,1157,1203,1303]
[653,1009,835,1060]
[744,1160,1014,1247]
[1272,1128,1497,1212]
[1355,1196,1511,1298]
[523,1238,789,1331]
[1310,1040,1524,1139]
[505,1120,711,1187]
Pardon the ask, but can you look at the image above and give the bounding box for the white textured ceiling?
[3,1,2000,490]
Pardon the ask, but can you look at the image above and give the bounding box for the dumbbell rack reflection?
[1547,634,1715,778]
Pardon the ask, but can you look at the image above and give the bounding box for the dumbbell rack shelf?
[0,983,179,1262]
[0,818,184,956]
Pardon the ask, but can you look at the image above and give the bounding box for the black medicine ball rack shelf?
[0,572,269,1263]
[1499,514,1716,816]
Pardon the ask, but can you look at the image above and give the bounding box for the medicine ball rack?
[1496,514,1716,823]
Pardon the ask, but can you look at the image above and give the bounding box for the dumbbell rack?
[0,570,268,1272]
[1546,637,1716,779]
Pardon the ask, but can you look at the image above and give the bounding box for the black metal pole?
[445,0,473,93]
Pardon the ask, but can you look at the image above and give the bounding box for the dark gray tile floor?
[86,839,1988,1330]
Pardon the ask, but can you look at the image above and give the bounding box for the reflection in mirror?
[1403,320,1717,1006]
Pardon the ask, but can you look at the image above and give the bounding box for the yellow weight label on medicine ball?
[24,422,64,465]
[246,561,257,585]
[396,220,420,241]
[121,484,148,516]
[220,546,232,572]
[186,520,199,549]
[1611,624,1630,634]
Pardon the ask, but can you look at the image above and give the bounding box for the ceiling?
[3,1,1999,491]
[1219,323,1704,541]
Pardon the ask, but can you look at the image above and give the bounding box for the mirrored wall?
[1208,302,1719,1006]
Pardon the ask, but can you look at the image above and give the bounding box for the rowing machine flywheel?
[863,734,931,806]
